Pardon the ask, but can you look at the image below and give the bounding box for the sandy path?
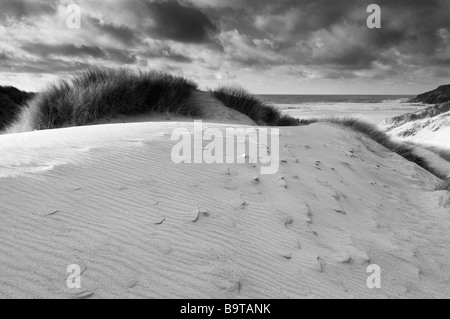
[189,90,256,125]
[0,122,449,298]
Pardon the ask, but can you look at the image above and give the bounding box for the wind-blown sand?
[1,121,450,298]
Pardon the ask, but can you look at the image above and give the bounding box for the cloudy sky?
[0,0,449,94]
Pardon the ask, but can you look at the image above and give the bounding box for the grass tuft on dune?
[301,116,447,180]
[211,86,299,126]
[413,144,450,163]
[4,67,200,132]
[0,86,34,131]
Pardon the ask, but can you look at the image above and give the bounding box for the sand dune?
[91,90,257,127]
[380,102,450,147]
[1,121,450,298]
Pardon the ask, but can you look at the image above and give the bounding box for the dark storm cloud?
[0,0,55,19]
[142,0,218,43]
[362,0,449,52]
[208,0,450,76]
[1,0,450,87]
[208,0,360,36]
[317,45,376,70]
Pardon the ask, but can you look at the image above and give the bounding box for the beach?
[261,95,425,125]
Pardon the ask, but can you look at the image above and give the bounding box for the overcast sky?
[0,0,449,94]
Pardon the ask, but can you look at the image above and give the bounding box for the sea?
[257,95,425,125]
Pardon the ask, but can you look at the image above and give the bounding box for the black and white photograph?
[0,0,450,303]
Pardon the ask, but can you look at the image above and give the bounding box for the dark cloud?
[316,45,376,70]
[210,0,450,74]
[0,0,55,19]
[142,0,218,43]
[1,0,450,89]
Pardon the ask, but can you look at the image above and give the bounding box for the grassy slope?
[212,86,299,126]
[5,68,199,132]
[0,86,34,131]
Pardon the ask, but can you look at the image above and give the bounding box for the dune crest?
[3,68,297,134]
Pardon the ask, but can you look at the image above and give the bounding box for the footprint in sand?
[338,255,354,264]
[281,252,292,259]
[225,168,239,176]
[306,205,313,224]
[239,201,249,210]
[284,217,293,228]
[278,177,287,188]
[150,215,165,225]
[45,209,60,217]
[339,161,354,171]
[332,191,347,201]
[191,206,209,222]
[315,161,322,170]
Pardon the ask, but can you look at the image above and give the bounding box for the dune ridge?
[1,121,450,298]
[3,68,297,134]
[3,67,447,182]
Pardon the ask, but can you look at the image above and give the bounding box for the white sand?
[1,121,450,298]
[380,104,450,148]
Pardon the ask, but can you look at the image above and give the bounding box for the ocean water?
[257,95,425,125]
